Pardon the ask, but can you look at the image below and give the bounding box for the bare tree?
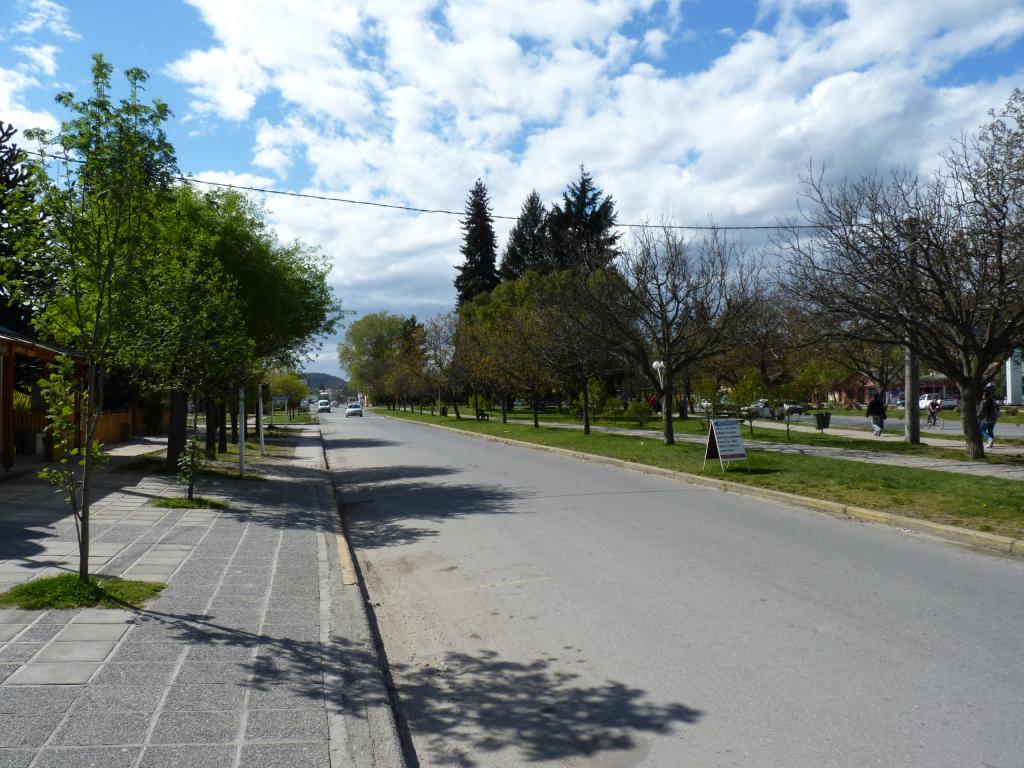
[585,222,758,444]
[782,89,1024,458]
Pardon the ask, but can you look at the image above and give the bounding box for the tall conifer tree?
[499,190,548,281]
[454,179,499,306]
[546,165,620,272]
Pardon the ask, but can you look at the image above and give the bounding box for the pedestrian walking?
[979,388,1000,448]
[866,392,887,436]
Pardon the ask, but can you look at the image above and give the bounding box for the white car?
[317,399,331,413]
[345,402,363,417]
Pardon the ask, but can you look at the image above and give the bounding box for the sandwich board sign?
[703,418,749,471]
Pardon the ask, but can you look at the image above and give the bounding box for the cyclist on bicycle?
[926,397,942,427]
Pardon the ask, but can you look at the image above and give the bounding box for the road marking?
[336,533,359,586]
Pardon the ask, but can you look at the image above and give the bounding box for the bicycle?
[924,412,944,430]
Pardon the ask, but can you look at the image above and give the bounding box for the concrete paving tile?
[0,713,63,747]
[0,626,27,642]
[0,643,42,662]
[0,686,82,713]
[108,642,182,663]
[245,709,327,741]
[137,744,236,768]
[0,749,34,768]
[88,663,176,685]
[123,624,196,643]
[37,610,82,624]
[33,746,140,768]
[175,662,252,684]
[14,625,61,643]
[52,624,128,642]
[186,643,256,661]
[0,664,17,683]
[6,662,100,685]
[163,683,246,711]
[247,684,324,710]
[36,641,116,663]
[51,711,151,745]
[72,684,165,712]
[150,710,241,744]
[259,625,320,643]
[238,742,329,768]
[70,609,136,624]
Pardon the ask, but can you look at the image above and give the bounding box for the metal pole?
[904,218,920,444]
[258,384,265,457]
[238,386,246,479]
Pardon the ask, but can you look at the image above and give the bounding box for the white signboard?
[704,418,748,471]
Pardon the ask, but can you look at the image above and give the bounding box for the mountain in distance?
[303,372,348,392]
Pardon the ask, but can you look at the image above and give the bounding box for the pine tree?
[546,165,620,272]
[454,179,499,306]
[499,190,548,281]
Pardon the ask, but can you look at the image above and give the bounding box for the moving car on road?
[318,399,331,413]
[346,402,363,417]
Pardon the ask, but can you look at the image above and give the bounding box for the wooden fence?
[12,407,159,456]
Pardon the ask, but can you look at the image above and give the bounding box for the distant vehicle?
[318,399,331,413]
[698,399,713,411]
[781,402,804,416]
[919,393,959,410]
[345,402,363,417]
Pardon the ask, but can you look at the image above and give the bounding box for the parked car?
[345,402,363,417]
[781,402,804,416]
[318,399,331,413]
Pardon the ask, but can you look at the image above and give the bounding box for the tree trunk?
[230,407,238,445]
[501,395,507,424]
[254,389,262,439]
[531,387,540,428]
[78,360,99,581]
[680,372,691,419]
[218,401,228,453]
[904,346,920,444]
[960,386,986,459]
[582,381,591,435]
[451,389,462,420]
[205,400,218,458]
[166,389,188,473]
[662,369,676,445]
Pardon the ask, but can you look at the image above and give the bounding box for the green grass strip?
[147,497,228,509]
[0,573,164,610]
[384,410,1024,540]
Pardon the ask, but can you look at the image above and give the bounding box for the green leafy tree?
[338,312,406,403]
[545,165,620,272]
[271,371,309,418]
[499,190,548,281]
[0,121,43,333]
[454,179,499,306]
[23,54,176,581]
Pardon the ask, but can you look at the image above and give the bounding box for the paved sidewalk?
[0,426,400,768]
[503,418,1024,482]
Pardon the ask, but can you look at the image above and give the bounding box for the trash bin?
[440,406,448,417]
[814,412,831,430]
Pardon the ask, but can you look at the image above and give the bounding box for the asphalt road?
[322,410,1024,768]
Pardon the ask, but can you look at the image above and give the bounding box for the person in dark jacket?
[979,388,1000,448]
[866,392,887,437]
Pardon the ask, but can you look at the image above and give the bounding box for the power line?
[22,148,818,231]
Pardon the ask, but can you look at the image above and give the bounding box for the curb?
[318,429,407,768]
[385,414,1024,559]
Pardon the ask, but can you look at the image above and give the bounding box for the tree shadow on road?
[338,470,524,549]
[391,648,702,766]
[323,437,403,450]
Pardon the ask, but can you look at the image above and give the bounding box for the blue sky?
[3,0,1023,378]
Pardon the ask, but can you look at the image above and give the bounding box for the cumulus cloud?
[7,0,80,40]
[14,44,60,76]
[162,0,1024,377]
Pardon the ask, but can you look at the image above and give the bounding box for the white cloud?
[166,0,1024,358]
[14,44,60,76]
[8,0,79,40]
[0,66,58,134]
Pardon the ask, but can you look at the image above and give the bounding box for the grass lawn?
[384,410,1024,539]
[147,497,229,509]
[0,573,164,610]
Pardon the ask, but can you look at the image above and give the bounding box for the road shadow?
[324,437,403,450]
[338,469,523,549]
[391,649,702,766]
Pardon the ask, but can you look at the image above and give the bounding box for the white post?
[238,386,246,479]
[258,384,265,457]
[268,386,273,427]
[1007,349,1023,406]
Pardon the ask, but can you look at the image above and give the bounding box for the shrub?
[626,400,652,427]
